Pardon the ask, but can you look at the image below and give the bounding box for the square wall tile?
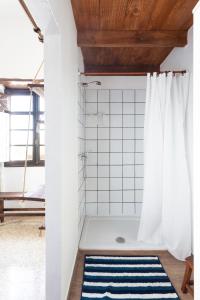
[123,103,134,115]
[86,203,97,216]
[86,115,97,127]
[98,166,109,177]
[110,203,122,216]
[98,115,109,127]
[98,128,109,139]
[123,165,135,177]
[135,115,144,127]
[135,140,144,152]
[86,89,97,102]
[123,153,134,165]
[110,140,122,152]
[86,178,97,190]
[123,90,134,102]
[110,178,122,190]
[98,153,109,165]
[98,103,109,114]
[98,178,109,190]
[98,140,109,152]
[135,165,144,177]
[110,103,122,114]
[123,203,135,216]
[135,153,144,164]
[135,103,145,114]
[87,153,97,165]
[110,115,122,127]
[86,140,97,152]
[135,90,146,102]
[110,128,122,139]
[135,128,144,139]
[135,190,143,202]
[135,178,144,189]
[86,103,97,114]
[98,191,109,202]
[123,115,134,127]
[110,191,122,202]
[98,90,109,102]
[86,166,97,177]
[110,153,122,165]
[123,191,134,202]
[123,128,134,140]
[86,128,97,140]
[135,203,142,216]
[98,203,109,216]
[110,166,122,177]
[86,191,97,203]
[123,140,134,152]
[110,90,122,102]
[123,178,134,190]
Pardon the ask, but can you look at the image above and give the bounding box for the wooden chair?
[181,255,194,296]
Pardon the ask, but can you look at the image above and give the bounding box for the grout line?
[108,89,111,216]
[97,90,99,216]
[122,90,124,215]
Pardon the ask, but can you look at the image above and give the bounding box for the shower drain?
[115,236,126,243]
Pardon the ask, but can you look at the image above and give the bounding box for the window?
[5,89,45,167]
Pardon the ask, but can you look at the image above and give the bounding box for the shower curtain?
[138,72,192,261]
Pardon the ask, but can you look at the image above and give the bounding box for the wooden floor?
[67,250,193,300]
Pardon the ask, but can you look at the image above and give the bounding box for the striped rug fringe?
[81,255,180,300]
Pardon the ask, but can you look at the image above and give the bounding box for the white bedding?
[25,184,45,198]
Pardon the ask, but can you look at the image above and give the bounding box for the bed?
[0,189,45,223]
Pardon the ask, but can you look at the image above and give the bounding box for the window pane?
[10,130,33,145]
[39,114,45,129]
[39,97,45,112]
[10,95,32,112]
[11,115,33,129]
[40,146,45,160]
[40,130,45,144]
[10,146,33,161]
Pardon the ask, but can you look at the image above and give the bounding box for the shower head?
[80,81,101,87]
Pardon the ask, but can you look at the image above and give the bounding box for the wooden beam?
[78,30,187,47]
[84,65,160,76]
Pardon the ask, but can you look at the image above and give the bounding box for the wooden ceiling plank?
[82,47,173,66]
[71,0,100,30]
[100,0,128,30]
[78,30,187,48]
[160,0,198,30]
[123,0,157,30]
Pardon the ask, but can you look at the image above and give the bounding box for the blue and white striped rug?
[81,255,180,299]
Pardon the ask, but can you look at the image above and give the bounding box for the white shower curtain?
[138,72,192,261]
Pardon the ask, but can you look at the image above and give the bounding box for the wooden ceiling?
[71,0,198,75]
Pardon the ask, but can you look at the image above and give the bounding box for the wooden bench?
[181,255,194,297]
[0,192,45,223]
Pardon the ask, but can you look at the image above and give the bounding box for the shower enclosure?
[78,85,165,250]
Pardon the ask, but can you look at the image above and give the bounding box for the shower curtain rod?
[82,71,186,77]
[18,0,44,43]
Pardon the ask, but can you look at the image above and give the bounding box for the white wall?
[0,0,43,78]
[84,76,146,90]
[43,1,80,299]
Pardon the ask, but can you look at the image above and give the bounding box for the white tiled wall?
[85,89,145,217]
[78,86,86,235]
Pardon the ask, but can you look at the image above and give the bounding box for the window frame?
[4,88,45,167]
